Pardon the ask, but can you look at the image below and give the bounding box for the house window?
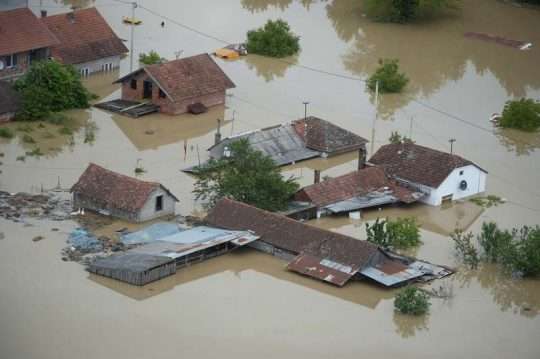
[3,54,17,68]
[80,68,89,77]
[459,170,464,175]
[159,89,166,98]
[130,79,137,89]
[155,195,163,211]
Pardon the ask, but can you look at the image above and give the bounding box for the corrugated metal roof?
[286,253,360,286]
[325,193,399,213]
[88,253,174,272]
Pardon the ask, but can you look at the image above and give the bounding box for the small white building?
[369,143,487,206]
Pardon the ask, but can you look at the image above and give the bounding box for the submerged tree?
[366,217,421,249]
[367,59,409,93]
[394,286,431,315]
[499,98,540,132]
[139,50,165,66]
[389,131,414,144]
[246,19,300,58]
[193,139,299,211]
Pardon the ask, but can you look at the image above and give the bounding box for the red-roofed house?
[71,163,179,222]
[0,8,59,80]
[113,53,236,115]
[41,8,128,76]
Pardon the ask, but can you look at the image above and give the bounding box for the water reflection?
[393,312,430,338]
[241,0,320,13]
[54,0,95,8]
[495,128,540,156]
[243,54,298,82]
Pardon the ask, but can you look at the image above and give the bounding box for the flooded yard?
[1,0,539,358]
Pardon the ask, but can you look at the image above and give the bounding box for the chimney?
[41,10,47,18]
[357,148,366,170]
[214,119,222,145]
[314,170,321,184]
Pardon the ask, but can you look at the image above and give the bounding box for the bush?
[14,60,94,121]
[0,127,14,139]
[139,51,164,65]
[389,131,414,144]
[451,229,479,269]
[499,98,540,132]
[394,286,431,315]
[366,217,421,249]
[246,19,300,58]
[367,59,409,93]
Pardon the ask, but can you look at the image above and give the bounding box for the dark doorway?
[155,195,163,211]
[143,80,153,99]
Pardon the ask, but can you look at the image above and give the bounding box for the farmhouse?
[71,163,178,222]
[369,143,487,206]
[0,80,20,122]
[41,7,128,76]
[209,116,368,167]
[113,53,235,115]
[0,8,59,81]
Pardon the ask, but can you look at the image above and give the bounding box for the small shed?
[71,163,178,222]
[113,53,235,115]
[0,80,20,122]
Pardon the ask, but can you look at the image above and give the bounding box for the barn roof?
[204,198,380,269]
[0,80,20,114]
[41,7,128,65]
[0,8,59,57]
[115,53,235,102]
[296,166,420,208]
[369,143,487,188]
[71,163,178,213]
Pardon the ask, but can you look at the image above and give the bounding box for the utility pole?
[129,2,138,73]
[449,138,456,154]
[302,101,309,120]
[370,80,379,155]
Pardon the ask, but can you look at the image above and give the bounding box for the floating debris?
[0,191,72,223]
[464,32,532,50]
[32,236,44,242]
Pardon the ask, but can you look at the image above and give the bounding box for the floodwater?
[1,0,540,358]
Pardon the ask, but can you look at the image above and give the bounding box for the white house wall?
[424,165,487,206]
[75,55,121,76]
[138,186,176,222]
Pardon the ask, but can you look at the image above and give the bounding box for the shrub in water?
[0,127,14,139]
[367,59,409,93]
[394,286,431,315]
[499,98,540,132]
[246,19,300,58]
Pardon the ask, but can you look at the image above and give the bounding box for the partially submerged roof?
[89,252,174,273]
[0,8,59,56]
[369,143,487,188]
[71,163,178,213]
[114,54,235,102]
[0,80,21,114]
[42,7,128,65]
[296,166,422,209]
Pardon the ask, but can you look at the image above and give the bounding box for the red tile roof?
[41,7,128,65]
[369,143,486,188]
[295,166,419,207]
[115,54,235,102]
[71,163,178,213]
[205,198,380,269]
[0,8,59,56]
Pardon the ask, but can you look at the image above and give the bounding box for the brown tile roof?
[41,8,128,65]
[292,116,368,155]
[369,143,486,188]
[0,8,59,56]
[295,166,419,207]
[115,54,235,102]
[71,163,178,213]
[0,80,20,114]
[205,198,380,268]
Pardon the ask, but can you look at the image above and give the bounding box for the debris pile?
[0,191,72,222]
[62,228,127,265]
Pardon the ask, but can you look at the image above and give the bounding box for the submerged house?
[0,8,59,81]
[41,7,128,76]
[205,198,452,287]
[0,80,20,122]
[71,163,178,222]
[369,143,487,206]
[113,53,235,115]
[294,166,424,217]
[209,116,369,167]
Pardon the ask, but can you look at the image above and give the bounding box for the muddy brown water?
[1,0,540,358]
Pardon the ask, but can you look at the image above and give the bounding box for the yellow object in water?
[214,48,240,60]
[123,16,142,25]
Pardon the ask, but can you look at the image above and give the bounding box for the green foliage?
[389,131,414,144]
[47,112,73,126]
[139,51,164,65]
[21,134,36,144]
[16,124,34,132]
[84,121,98,144]
[25,147,44,157]
[367,59,409,93]
[364,0,459,23]
[451,229,479,269]
[499,98,540,132]
[366,217,421,249]
[134,166,146,174]
[194,138,299,211]
[58,126,73,135]
[246,19,300,58]
[14,61,93,121]
[0,127,14,139]
[394,286,431,315]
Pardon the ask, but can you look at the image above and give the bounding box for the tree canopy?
[139,50,164,65]
[367,59,409,93]
[246,19,300,58]
[14,61,93,121]
[499,98,540,132]
[193,139,299,211]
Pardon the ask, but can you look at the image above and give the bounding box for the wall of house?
[248,241,297,262]
[422,165,487,206]
[74,55,121,76]
[73,192,139,221]
[0,51,30,81]
[137,187,176,222]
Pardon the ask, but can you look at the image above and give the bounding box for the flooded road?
[1,0,540,358]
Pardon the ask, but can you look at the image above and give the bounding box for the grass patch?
[0,127,15,139]
[16,124,34,132]
[42,131,56,139]
[48,112,73,126]
[469,195,504,208]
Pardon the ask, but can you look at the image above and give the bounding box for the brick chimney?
[357,148,366,170]
[314,170,321,184]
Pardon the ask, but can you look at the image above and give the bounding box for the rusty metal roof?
[287,253,360,286]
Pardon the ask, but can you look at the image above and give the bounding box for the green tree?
[139,50,164,65]
[499,98,540,132]
[394,286,431,315]
[193,139,299,211]
[366,217,421,249]
[367,59,409,93]
[364,0,459,23]
[246,19,300,58]
[389,131,414,144]
[15,61,93,121]
[451,229,479,269]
